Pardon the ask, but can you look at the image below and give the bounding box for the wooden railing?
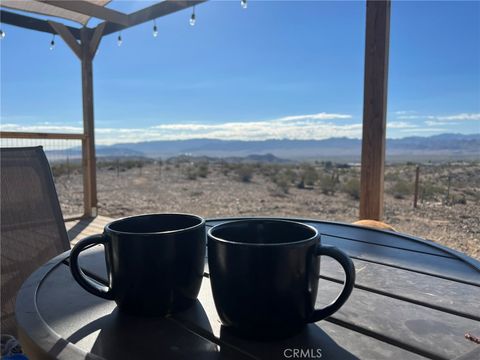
[0,131,96,219]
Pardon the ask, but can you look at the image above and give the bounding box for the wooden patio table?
[16,218,480,360]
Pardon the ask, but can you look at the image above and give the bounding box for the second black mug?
[208,219,355,339]
[70,213,206,316]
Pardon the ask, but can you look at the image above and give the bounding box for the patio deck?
[65,215,113,246]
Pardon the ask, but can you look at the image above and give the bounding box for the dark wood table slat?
[320,257,480,320]
[310,222,456,258]
[317,279,480,359]
[322,235,480,285]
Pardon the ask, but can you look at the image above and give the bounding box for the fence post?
[413,165,420,208]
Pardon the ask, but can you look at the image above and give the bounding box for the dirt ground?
[56,161,480,260]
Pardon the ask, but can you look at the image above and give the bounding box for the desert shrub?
[323,161,333,170]
[51,161,81,177]
[259,164,280,178]
[390,180,412,199]
[420,181,444,201]
[197,162,209,178]
[220,162,232,176]
[283,168,297,184]
[319,172,339,195]
[184,165,198,180]
[236,164,254,182]
[462,189,480,202]
[343,178,360,200]
[450,194,467,205]
[384,171,401,182]
[298,165,318,188]
[273,174,290,194]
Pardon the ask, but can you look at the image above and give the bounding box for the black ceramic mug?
[70,213,206,316]
[208,219,355,339]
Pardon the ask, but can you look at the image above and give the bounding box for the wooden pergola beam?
[359,0,391,220]
[40,0,130,26]
[102,0,207,36]
[0,10,82,39]
[89,22,107,57]
[48,21,82,59]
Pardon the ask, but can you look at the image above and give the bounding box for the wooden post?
[413,165,420,208]
[48,22,105,218]
[80,29,97,217]
[359,0,391,220]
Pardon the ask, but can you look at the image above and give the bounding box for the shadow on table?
[219,323,359,360]
[66,301,219,359]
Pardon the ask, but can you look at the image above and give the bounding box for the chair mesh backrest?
[1,147,70,335]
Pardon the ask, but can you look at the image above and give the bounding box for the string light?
[190,6,196,26]
[49,34,55,50]
[241,0,247,9]
[0,30,5,40]
[117,32,123,46]
[153,19,158,37]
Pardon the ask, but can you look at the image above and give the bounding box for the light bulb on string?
[241,0,247,9]
[50,34,56,50]
[190,6,196,26]
[0,30,5,40]
[117,32,123,47]
[153,19,158,37]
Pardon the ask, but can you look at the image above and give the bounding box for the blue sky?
[1,0,479,145]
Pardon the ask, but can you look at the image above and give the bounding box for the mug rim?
[208,219,319,247]
[105,213,205,236]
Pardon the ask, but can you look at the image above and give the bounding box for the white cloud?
[0,112,360,145]
[396,115,421,120]
[425,120,455,126]
[394,110,416,115]
[399,128,447,133]
[387,121,418,129]
[436,113,480,121]
[0,123,83,132]
[276,112,352,122]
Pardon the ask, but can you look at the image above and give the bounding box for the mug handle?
[308,245,355,322]
[70,234,115,300]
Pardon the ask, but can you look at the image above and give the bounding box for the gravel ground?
[56,162,480,260]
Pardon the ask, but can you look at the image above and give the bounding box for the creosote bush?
[319,172,339,195]
[235,164,254,183]
[390,179,412,199]
[343,178,360,200]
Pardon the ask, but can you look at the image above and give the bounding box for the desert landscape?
[53,157,480,260]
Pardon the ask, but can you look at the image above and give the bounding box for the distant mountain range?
[48,133,480,162]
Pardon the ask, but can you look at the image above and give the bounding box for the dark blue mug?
[70,213,206,317]
[208,219,355,339]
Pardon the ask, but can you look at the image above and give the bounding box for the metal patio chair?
[1,146,70,335]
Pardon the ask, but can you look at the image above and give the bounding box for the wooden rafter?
[0,9,82,39]
[39,0,130,26]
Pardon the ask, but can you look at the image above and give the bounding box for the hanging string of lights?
[190,5,196,26]
[0,2,247,48]
[153,19,158,37]
[49,34,55,50]
[117,32,123,47]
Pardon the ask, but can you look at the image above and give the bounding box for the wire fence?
[1,136,85,218]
